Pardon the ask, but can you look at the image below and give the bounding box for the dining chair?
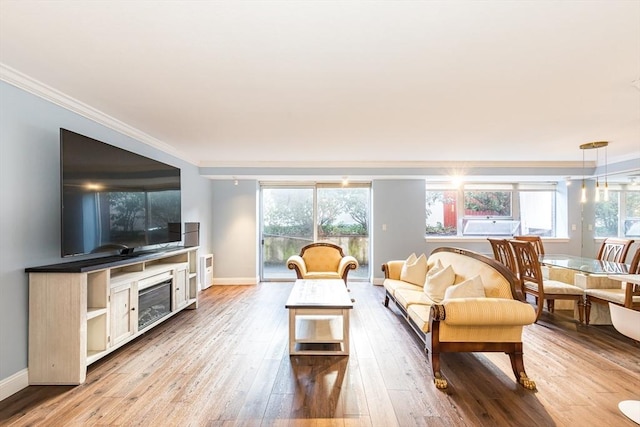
[596,238,635,263]
[585,247,640,325]
[608,302,640,424]
[513,235,545,257]
[487,238,519,283]
[510,239,585,323]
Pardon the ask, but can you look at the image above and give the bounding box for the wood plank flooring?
[1,282,639,426]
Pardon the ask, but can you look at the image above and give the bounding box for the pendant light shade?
[579,141,609,203]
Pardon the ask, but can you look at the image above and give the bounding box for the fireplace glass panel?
[138,279,172,330]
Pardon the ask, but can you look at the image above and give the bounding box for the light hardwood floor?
[1,282,639,426]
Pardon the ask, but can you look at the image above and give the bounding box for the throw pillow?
[424,263,455,303]
[443,275,486,300]
[400,253,427,286]
[427,259,444,275]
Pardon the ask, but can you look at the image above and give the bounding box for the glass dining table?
[540,254,631,324]
[540,254,630,275]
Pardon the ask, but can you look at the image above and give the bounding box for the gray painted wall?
[210,180,258,283]
[0,81,213,382]
[371,180,429,269]
[206,178,595,287]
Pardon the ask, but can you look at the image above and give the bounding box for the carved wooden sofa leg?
[427,309,448,389]
[508,344,536,390]
[430,351,448,389]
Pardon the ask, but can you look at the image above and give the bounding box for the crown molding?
[0,63,196,165]
[198,160,587,169]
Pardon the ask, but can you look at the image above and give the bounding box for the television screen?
[61,128,182,257]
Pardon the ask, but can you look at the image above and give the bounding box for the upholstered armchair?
[287,242,358,282]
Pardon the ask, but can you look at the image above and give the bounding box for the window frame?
[426,181,558,238]
[595,184,640,238]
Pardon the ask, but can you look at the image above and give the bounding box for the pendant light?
[579,141,609,203]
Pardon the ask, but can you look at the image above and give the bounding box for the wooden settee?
[382,247,537,390]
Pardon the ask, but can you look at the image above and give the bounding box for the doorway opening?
[259,183,371,281]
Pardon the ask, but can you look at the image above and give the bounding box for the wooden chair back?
[513,235,545,256]
[596,238,634,263]
[629,247,640,274]
[510,239,548,322]
[487,238,518,278]
[509,240,543,289]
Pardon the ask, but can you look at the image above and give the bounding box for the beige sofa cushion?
[408,303,432,333]
[424,261,455,303]
[395,288,436,310]
[400,253,428,286]
[444,275,486,300]
[384,279,423,297]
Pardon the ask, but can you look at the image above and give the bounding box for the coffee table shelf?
[286,279,353,356]
[295,314,344,342]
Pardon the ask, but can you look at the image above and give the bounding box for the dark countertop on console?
[25,246,194,273]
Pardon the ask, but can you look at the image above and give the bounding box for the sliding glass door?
[260,183,370,281]
[261,186,314,280]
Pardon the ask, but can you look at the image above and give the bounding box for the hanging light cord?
[604,145,609,201]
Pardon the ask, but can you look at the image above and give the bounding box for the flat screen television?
[60,128,182,257]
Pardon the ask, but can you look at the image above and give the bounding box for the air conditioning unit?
[199,254,213,290]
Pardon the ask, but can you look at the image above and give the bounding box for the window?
[260,183,371,281]
[595,184,640,238]
[426,182,557,237]
[519,185,556,237]
[625,189,640,237]
[425,189,457,236]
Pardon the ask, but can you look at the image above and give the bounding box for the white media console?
[26,247,198,385]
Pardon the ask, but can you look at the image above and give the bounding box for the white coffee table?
[285,279,353,356]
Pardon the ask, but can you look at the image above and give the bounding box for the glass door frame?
[259,181,371,282]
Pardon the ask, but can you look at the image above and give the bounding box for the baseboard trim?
[0,369,28,402]
[212,277,259,286]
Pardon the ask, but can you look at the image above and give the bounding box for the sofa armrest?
[338,255,358,277]
[287,255,307,277]
[430,299,536,326]
[381,260,405,280]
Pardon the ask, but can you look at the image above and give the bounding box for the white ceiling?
[1,1,639,175]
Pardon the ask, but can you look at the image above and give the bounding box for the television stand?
[26,247,199,385]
